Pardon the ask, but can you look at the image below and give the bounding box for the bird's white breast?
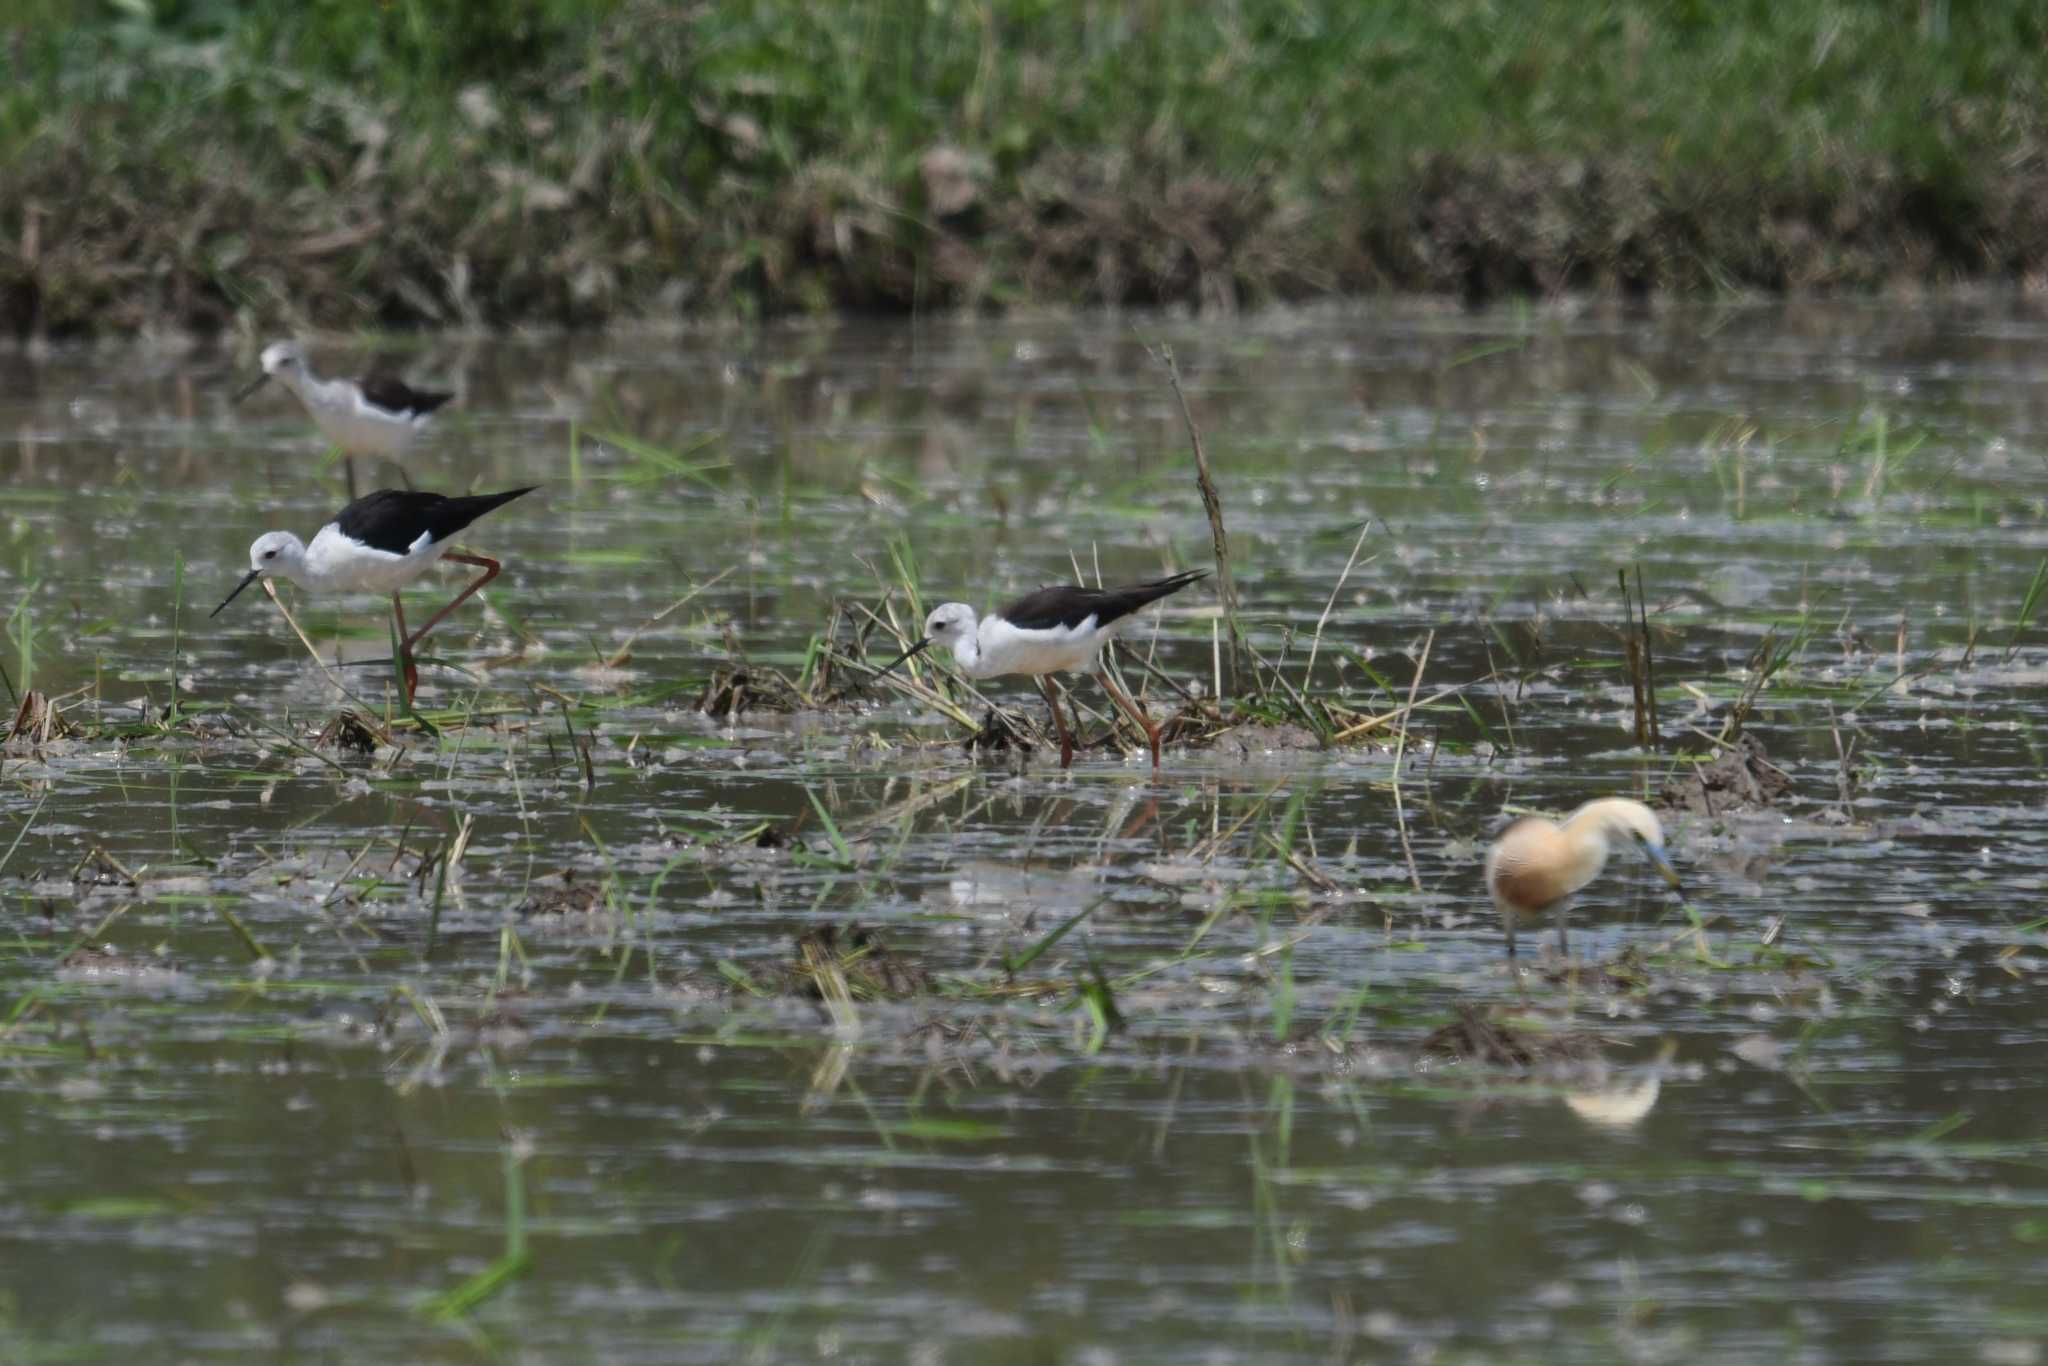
[299,380,427,458]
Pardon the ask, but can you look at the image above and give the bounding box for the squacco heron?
[1484,798,1682,957]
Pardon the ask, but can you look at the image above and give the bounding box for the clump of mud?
[71,847,138,890]
[697,665,813,720]
[1176,718,1328,756]
[1416,1004,1602,1069]
[1660,731,1793,816]
[6,691,70,749]
[56,943,182,987]
[789,923,931,1000]
[963,707,1036,759]
[517,871,607,918]
[315,710,382,756]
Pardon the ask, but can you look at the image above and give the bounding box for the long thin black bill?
[231,371,271,404]
[871,636,933,682]
[212,569,264,618]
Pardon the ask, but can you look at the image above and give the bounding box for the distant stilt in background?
[233,340,454,496]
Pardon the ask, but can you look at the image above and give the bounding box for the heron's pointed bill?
[1637,838,1682,891]
[232,371,271,404]
[872,636,934,681]
[213,569,264,618]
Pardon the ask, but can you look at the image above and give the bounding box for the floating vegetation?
[788,923,931,1003]
[694,663,818,720]
[1417,1004,1603,1070]
[4,690,68,749]
[313,709,382,756]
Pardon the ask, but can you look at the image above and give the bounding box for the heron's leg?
[1503,913,1518,959]
[1036,675,1074,768]
[1094,667,1162,769]
[1553,898,1570,958]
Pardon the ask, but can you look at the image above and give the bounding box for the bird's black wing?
[358,373,456,418]
[997,569,1207,632]
[334,487,538,555]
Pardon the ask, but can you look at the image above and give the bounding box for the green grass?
[5,0,2048,333]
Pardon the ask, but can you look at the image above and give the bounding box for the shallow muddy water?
[1,299,2046,1362]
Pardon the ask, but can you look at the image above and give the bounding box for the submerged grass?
[9,2,2048,335]
[420,1144,530,1323]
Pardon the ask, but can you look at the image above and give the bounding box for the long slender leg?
[391,593,418,703]
[1504,913,1518,959]
[1094,667,1162,769]
[1553,898,1570,958]
[402,553,501,655]
[1036,675,1074,769]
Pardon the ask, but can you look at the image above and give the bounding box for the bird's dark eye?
[263,549,277,560]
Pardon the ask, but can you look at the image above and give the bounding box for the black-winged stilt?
[233,341,453,460]
[880,569,1206,769]
[213,486,536,704]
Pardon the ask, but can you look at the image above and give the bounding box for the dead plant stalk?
[1302,521,1371,693]
[1390,629,1432,896]
[1153,344,1242,695]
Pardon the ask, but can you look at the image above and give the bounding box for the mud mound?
[1660,732,1793,816]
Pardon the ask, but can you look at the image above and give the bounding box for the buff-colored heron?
[1484,798,1681,957]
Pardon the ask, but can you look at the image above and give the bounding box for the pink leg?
[391,594,419,703]
[1037,675,1075,769]
[1095,668,1162,769]
[401,553,501,659]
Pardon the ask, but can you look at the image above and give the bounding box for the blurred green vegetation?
[3,0,2046,333]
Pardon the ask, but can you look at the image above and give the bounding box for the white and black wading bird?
[233,341,454,460]
[879,569,1207,769]
[213,487,536,704]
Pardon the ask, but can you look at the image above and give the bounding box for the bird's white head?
[212,531,307,618]
[235,341,310,405]
[872,602,979,682]
[921,601,983,670]
[1578,798,1681,888]
[246,530,307,575]
[923,602,977,647]
[259,341,307,378]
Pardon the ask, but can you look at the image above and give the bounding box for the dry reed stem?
[1481,640,1518,753]
[1263,833,1340,894]
[1831,718,1858,811]
[1190,779,1287,863]
[1635,564,1660,747]
[603,566,734,668]
[1153,343,1241,695]
[1390,629,1433,896]
[1620,569,1648,748]
[1329,682,1470,742]
[1303,521,1371,692]
[263,581,368,708]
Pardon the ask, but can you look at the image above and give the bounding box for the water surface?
[1,299,2046,1361]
